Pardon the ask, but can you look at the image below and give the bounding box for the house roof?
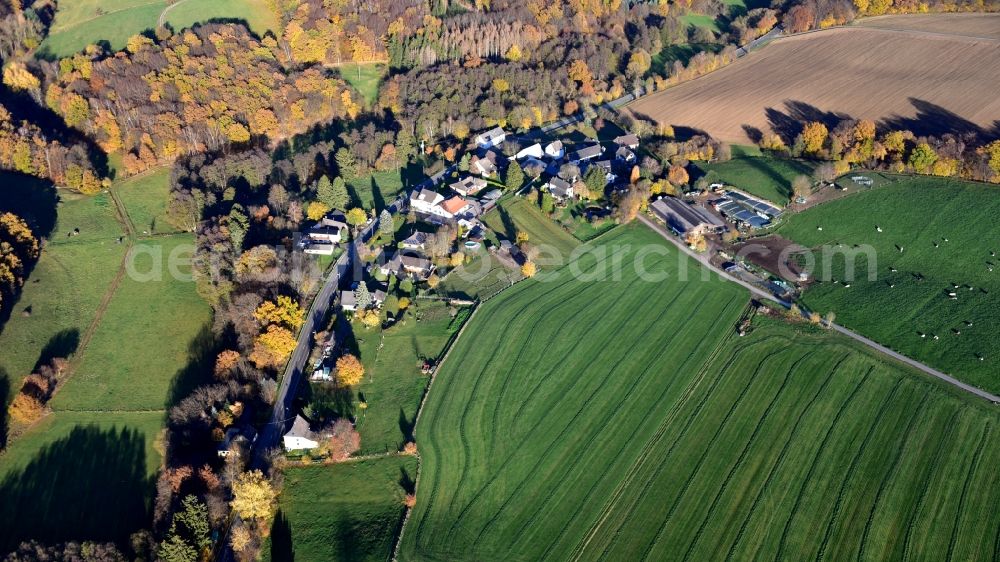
[412,188,441,203]
[570,144,604,161]
[450,176,487,194]
[372,289,387,303]
[651,197,725,234]
[340,290,357,306]
[401,255,432,270]
[284,415,314,439]
[440,196,469,215]
[401,231,428,247]
[546,176,572,198]
[615,146,634,160]
[614,133,639,147]
[516,143,544,160]
[476,126,506,142]
[545,140,564,153]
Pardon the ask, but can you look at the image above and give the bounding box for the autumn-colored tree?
[254,296,305,329]
[230,470,276,522]
[626,50,652,78]
[568,60,593,94]
[908,143,938,174]
[7,392,44,424]
[230,525,251,553]
[306,201,330,221]
[427,273,440,288]
[521,261,537,277]
[667,165,689,186]
[336,354,365,386]
[346,208,368,228]
[982,140,1000,181]
[505,44,522,61]
[215,349,240,379]
[249,324,297,369]
[326,419,360,461]
[800,121,828,155]
[792,175,812,199]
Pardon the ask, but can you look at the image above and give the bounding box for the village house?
[515,143,544,160]
[470,151,499,177]
[410,188,453,223]
[379,252,435,280]
[305,211,349,249]
[614,133,640,149]
[450,176,488,197]
[475,126,507,149]
[615,146,636,163]
[569,144,604,165]
[400,231,429,251]
[339,290,357,311]
[545,140,565,160]
[543,176,574,201]
[283,415,320,451]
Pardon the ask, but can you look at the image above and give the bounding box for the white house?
[410,188,453,222]
[545,140,565,160]
[475,126,507,149]
[339,290,357,311]
[283,415,319,451]
[614,133,640,149]
[307,224,344,244]
[450,176,487,197]
[516,143,544,160]
[303,241,335,255]
[543,176,574,200]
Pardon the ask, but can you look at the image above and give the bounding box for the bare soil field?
[629,16,1000,144]
[854,13,1000,39]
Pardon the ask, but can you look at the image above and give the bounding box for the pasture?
[40,0,278,58]
[0,170,211,550]
[0,411,163,553]
[695,155,815,204]
[628,16,1000,144]
[481,197,581,262]
[264,457,417,562]
[398,223,750,560]
[337,63,388,106]
[399,218,1000,560]
[305,302,468,454]
[778,175,1000,393]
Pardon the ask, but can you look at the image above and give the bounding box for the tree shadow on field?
[371,177,386,213]
[34,328,80,371]
[398,408,415,445]
[270,510,295,562]
[0,425,150,553]
[879,98,992,141]
[766,101,852,144]
[0,370,9,451]
[399,466,416,495]
[165,324,218,410]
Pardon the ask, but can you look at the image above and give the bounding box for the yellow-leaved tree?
[249,324,297,369]
[336,354,365,386]
[254,295,305,329]
[230,470,276,522]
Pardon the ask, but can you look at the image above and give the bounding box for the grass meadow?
[399,223,749,559]
[695,155,816,204]
[40,0,277,58]
[481,197,581,260]
[337,63,388,106]
[399,218,1000,559]
[0,170,212,551]
[264,456,418,562]
[779,175,1000,393]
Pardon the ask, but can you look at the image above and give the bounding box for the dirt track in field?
[629,14,1000,144]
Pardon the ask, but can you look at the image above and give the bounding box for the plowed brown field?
[629,15,1000,144]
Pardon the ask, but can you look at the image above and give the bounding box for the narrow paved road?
[637,214,1000,404]
[249,195,408,469]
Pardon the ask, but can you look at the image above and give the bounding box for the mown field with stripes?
[398,222,1000,561]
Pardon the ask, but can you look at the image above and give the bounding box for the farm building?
[651,197,727,236]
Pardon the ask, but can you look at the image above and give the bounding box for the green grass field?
[481,198,581,263]
[0,411,163,552]
[696,156,816,204]
[399,223,749,559]
[347,169,414,211]
[115,168,184,235]
[264,456,418,562]
[40,0,277,58]
[337,63,387,106]
[680,13,721,32]
[778,175,1000,393]
[306,303,468,454]
[398,219,1000,559]
[0,170,211,551]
